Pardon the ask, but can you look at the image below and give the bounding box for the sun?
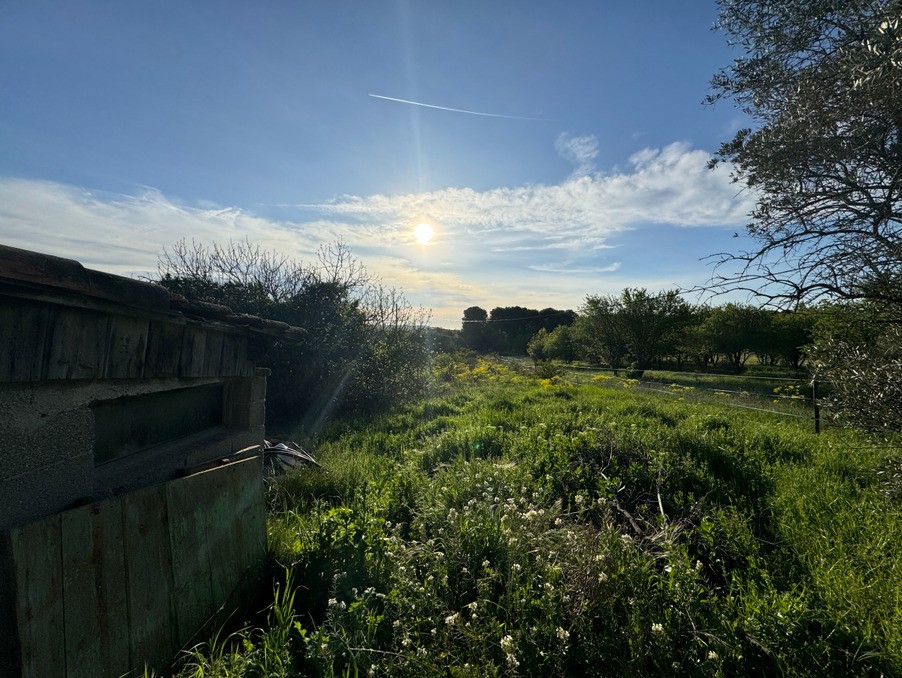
[414,222,434,244]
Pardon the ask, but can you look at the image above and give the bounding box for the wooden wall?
[2,456,266,678]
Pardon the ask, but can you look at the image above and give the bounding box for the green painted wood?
[166,471,216,649]
[122,485,177,673]
[11,514,66,678]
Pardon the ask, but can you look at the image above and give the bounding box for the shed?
[0,244,302,676]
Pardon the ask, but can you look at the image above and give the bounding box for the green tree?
[544,324,577,363]
[771,309,816,368]
[574,295,627,370]
[576,289,689,373]
[703,303,768,373]
[707,0,902,308]
[461,306,488,351]
[526,328,549,364]
[809,303,902,431]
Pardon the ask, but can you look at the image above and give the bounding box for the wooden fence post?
[812,379,821,434]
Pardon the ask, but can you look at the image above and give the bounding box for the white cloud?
[555,133,600,175]
[0,141,754,326]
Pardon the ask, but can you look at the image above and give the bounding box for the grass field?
[164,357,901,677]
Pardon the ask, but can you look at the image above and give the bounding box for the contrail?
[368,93,549,121]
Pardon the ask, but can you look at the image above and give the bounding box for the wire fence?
[556,363,826,432]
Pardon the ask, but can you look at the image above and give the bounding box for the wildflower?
[482,559,490,568]
[598,572,609,582]
[328,598,338,607]
[466,601,478,611]
[651,623,664,633]
[556,627,570,641]
[401,636,411,648]
[445,612,460,626]
[506,653,520,669]
[500,635,515,652]
[511,563,522,572]
[707,650,719,660]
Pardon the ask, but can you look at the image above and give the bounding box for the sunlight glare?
[414,222,434,244]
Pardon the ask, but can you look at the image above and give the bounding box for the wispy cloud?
[528,262,622,275]
[0,141,754,326]
[555,133,599,176]
[368,93,550,121]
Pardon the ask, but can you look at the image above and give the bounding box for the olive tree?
[707,0,902,308]
[576,289,689,373]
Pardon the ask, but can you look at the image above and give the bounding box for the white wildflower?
[500,634,515,652]
[651,623,664,633]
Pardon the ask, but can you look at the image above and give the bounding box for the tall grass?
[162,357,900,677]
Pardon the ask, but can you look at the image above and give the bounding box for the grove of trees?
[461,306,576,355]
[464,289,820,377]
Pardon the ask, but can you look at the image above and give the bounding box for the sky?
[0,1,758,328]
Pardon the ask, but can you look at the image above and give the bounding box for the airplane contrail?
[368,93,550,121]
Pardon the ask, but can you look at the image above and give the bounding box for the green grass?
[164,358,901,677]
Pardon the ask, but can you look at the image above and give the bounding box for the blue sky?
[0,1,756,327]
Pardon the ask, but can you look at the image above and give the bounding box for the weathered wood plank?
[44,306,110,380]
[166,472,216,650]
[122,485,177,673]
[144,320,185,378]
[203,462,245,627]
[178,327,207,378]
[0,297,51,381]
[11,514,66,678]
[231,456,266,606]
[201,331,225,377]
[104,315,149,379]
[60,500,130,678]
[219,334,245,377]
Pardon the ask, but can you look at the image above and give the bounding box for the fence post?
[812,378,821,434]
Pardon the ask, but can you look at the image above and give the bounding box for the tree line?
[460,290,816,375]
